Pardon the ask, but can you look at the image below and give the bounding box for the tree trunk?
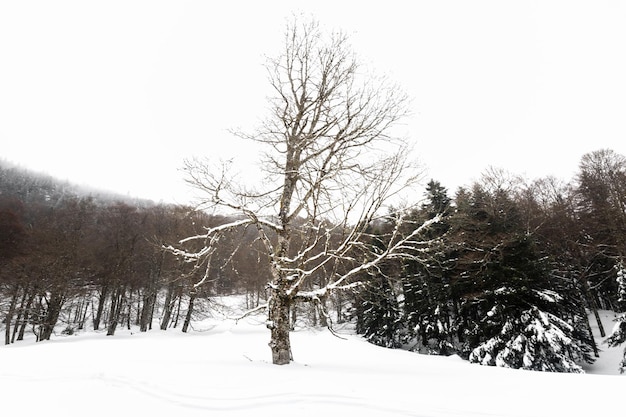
[126,301,132,330]
[583,278,606,338]
[160,282,174,330]
[5,288,19,345]
[73,299,83,324]
[94,285,109,331]
[140,289,156,332]
[310,302,318,327]
[107,286,125,336]
[290,304,297,331]
[17,292,35,341]
[11,288,29,343]
[591,302,606,338]
[334,293,343,324]
[182,292,197,333]
[148,294,156,330]
[40,292,64,341]
[268,292,293,365]
[173,292,183,328]
[78,299,88,330]
[135,290,141,326]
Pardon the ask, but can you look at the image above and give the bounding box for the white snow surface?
[1,301,623,417]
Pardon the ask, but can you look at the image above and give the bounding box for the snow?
[583,309,626,376]
[1,301,623,416]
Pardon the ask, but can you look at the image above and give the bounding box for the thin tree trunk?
[135,290,141,326]
[94,285,109,331]
[73,299,83,324]
[182,292,197,333]
[173,292,183,328]
[310,302,318,327]
[583,278,606,337]
[11,287,28,343]
[78,299,88,330]
[148,293,156,330]
[140,289,156,332]
[106,290,119,336]
[126,301,132,330]
[160,282,174,330]
[591,302,606,338]
[5,288,19,345]
[107,286,125,336]
[335,293,343,324]
[290,304,297,330]
[17,292,35,341]
[39,292,64,341]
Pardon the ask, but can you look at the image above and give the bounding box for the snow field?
[0,303,623,417]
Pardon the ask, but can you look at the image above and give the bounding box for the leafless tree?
[169,18,437,365]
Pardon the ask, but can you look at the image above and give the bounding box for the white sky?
[1,0,625,204]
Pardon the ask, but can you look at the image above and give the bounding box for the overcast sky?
[1,1,625,204]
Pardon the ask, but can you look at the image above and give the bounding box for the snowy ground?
[583,309,625,375]
[1,302,623,417]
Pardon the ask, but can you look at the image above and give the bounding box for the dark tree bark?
[106,286,126,336]
[39,292,65,341]
[160,282,175,330]
[173,293,183,328]
[93,284,109,331]
[16,292,35,341]
[140,288,157,332]
[5,286,19,345]
[11,288,29,343]
[182,292,197,333]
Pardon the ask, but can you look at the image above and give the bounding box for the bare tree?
[169,18,437,365]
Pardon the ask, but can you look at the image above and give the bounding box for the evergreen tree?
[617,262,626,312]
[354,218,406,348]
[355,273,404,348]
[470,305,587,372]
[451,182,595,372]
[605,314,626,373]
[401,180,456,354]
[605,262,626,372]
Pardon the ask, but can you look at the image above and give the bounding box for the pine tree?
[355,273,404,348]
[605,262,626,372]
[401,180,456,354]
[469,296,590,373]
[617,262,626,312]
[452,182,595,372]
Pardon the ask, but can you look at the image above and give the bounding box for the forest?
[1,147,626,373]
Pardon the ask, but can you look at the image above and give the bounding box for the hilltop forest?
[1,148,626,372]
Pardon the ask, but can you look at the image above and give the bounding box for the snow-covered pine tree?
[354,218,407,348]
[605,262,626,372]
[465,235,595,372]
[616,262,626,312]
[605,315,626,373]
[401,181,457,355]
[355,273,404,348]
[450,179,595,372]
[469,298,588,373]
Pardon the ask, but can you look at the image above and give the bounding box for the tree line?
[2,148,626,372]
[0,162,271,344]
[355,149,626,373]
